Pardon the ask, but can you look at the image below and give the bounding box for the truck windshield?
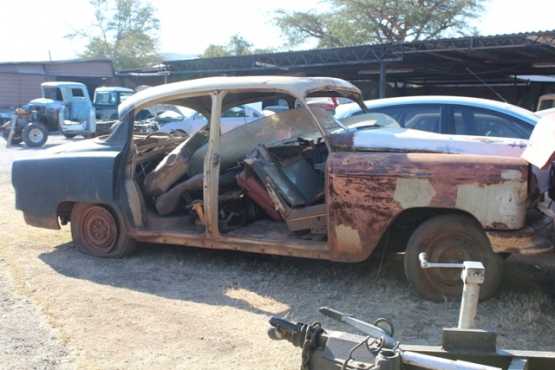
[95,92,117,105]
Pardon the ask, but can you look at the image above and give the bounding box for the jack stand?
[419,253,496,353]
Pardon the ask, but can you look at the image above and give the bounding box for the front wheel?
[404,214,503,301]
[22,122,48,147]
[70,203,136,257]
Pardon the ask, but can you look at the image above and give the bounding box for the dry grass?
[1,167,555,369]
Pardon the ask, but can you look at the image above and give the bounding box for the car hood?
[28,98,63,106]
[349,127,528,158]
[522,114,555,169]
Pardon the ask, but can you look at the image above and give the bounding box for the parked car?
[537,93,555,111]
[1,81,96,147]
[156,104,263,135]
[11,76,555,302]
[335,96,539,139]
[94,86,134,121]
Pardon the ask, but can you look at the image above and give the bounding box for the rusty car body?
[11,76,555,301]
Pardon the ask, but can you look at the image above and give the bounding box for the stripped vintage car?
[11,76,555,301]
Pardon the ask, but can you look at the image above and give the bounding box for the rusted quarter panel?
[326,152,529,262]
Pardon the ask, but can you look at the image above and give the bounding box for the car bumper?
[487,212,554,255]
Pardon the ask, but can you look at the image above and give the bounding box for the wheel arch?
[378,207,485,254]
[57,201,75,225]
[57,201,125,228]
[69,202,136,257]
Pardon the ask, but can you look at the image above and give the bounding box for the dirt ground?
[2,139,555,369]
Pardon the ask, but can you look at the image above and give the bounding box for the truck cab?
[94,86,134,121]
[38,82,96,139]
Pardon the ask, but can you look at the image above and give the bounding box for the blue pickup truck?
[1,81,96,147]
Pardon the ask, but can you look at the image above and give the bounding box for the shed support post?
[378,61,386,98]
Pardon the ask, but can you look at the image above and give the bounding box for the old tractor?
[1,81,96,147]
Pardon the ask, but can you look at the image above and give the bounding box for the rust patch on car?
[487,213,554,254]
[327,152,530,260]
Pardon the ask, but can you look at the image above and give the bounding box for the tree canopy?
[202,34,274,58]
[275,0,485,48]
[69,0,160,70]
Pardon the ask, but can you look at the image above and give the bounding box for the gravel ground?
[0,137,74,370]
[2,138,555,369]
[0,257,71,370]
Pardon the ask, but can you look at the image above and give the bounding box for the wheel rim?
[80,206,118,253]
[422,233,477,291]
[28,127,44,143]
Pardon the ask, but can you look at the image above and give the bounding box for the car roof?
[119,76,361,117]
[95,86,134,93]
[363,96,539,124]
[536,107,555,117]
[41,81,86,88]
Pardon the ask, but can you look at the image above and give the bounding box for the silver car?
[335,96,539,139]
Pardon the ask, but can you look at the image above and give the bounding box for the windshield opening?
[43,86,63,101]
[95,92,118,105]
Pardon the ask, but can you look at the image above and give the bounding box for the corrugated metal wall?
[0,60,115,108]
[46,61,113,78]
[0,73,46,108]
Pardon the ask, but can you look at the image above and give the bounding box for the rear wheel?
[22,122,48,147]
[404,214,503,301]
[63,133,76,139]
[70,203,136,257]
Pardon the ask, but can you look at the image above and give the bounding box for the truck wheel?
[70,203,136,258]
[404,214,503,302]
[22,122,48,147]
[63,133,76,139]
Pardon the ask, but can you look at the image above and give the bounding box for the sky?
[0,0,553,62]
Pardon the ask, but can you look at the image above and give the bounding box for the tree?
[68,0,160,70]
[201,34,271,58]
[202,44,230,58]
[275,0,485,48]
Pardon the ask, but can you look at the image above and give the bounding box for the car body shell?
[11,76,555,262]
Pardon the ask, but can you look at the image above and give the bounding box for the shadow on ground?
[38,242,555,318]
[39,242,408,319]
